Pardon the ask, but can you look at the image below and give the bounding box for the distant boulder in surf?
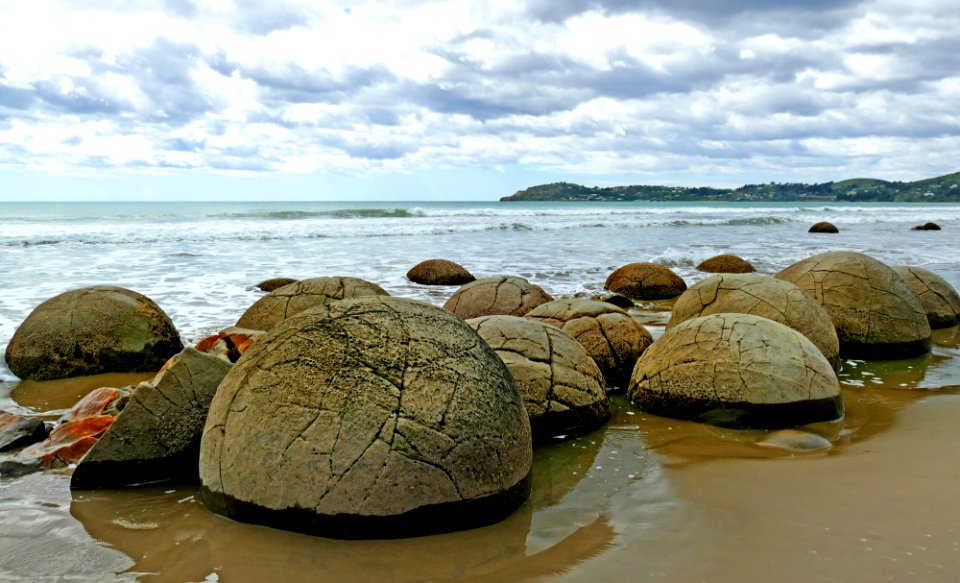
[407,259,476,286]
[254,277,297,292]
[604,263,686,300]
[444,276,552,319]
[912,222,941,231]
[891,266,960,328]
[236,276,389,331]
[594,294,634,309]
[696,254,756,274]
[4,286,183,381]
[808,221,839,233]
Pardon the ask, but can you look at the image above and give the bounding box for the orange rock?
[63,387,128,421]
[195,328,262,362]
[20,416,115,468]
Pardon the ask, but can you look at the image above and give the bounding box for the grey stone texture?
[236,276,389,331]
[443,276,552,320]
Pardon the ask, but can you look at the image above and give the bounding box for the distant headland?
[500,172,960,202]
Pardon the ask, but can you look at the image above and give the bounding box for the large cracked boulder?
[525,298,653,389]
[891,266,960,329]
[200,297,532,539]
[236,276,389,331]
[70,348,233,489]
[604,263,686,300]
[696,254,756,274]
[4,286,183,381]
[668,274,840,367]
[466,315,609,443]
[628,313,843,429]
[407,259,475,286]
[776,251,931,359]
[443,276,552,320]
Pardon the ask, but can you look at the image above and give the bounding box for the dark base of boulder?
[631,394,844,429]
[530,408,611,445]
[838,337,932,360]
[70,454,198,489]
[201,470,532,540]
[927,314,960,329]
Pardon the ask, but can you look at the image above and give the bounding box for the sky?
[0,0,958,201]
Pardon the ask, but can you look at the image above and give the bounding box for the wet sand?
[1,325,960,582]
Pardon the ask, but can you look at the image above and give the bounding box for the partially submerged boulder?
[696,254,756,274]
[912,222,941,231]
[628,313,843,429]
[525,298,653,389]
[407,259,476,286]
[200,297,532,539]
[604,263,686,300]
[4,286,183,381]
[0,411,48,452]
[71,348,233,489]
[467,315,609,442]
[236,276,389,331]
[892,266,960,328]
[776,251,931,359]
[808,221,839,234]
[668,274,840,367]
[443,276,552,320]
[254,277,297,292]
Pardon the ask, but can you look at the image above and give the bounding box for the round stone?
[5,286,183,381]
[466,315,609,442]
[891,266,960,328]
[525,298,653,389]
[443,276,552,320]
[604,263,687,300]
[407,259,476,286]
[628,313,843,429]
[668,274,840,367]
[808,221,839,233]
[696,254,756,274]
[200,297,532,539]
[776,251,931,358]
[236,276,389,331]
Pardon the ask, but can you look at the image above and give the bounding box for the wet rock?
[0,411,49,452]
[604,263,686,300]
[61,387,131,422]
[776,251,931,359]
[254,277,297,292]
[444,276,552,320]
[525,298,653,389]
[466,315,609,443]
[628,313,843,429]
[200,297,532,539]
[236,276,389,331]
[757,429,832,452]
[808,221,839,233]
[407,259,476,286]
[696,254,756,274]
[0,416,116,477]
[4,286,183,381]
[669,274,840,368]
[194,327,264,363]
[912,222,941,231]
[892,266,960,328]
[595,294,634,309]
[71,348,233,489]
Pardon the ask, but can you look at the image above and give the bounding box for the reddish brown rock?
[0,411,49,452]
[696,254,756,274]
[20,416,115,468]
[407,259,476,286]
[808,221,839,233]
[604,263,687,300]
[62,387,130,422]
[195,327,264,363]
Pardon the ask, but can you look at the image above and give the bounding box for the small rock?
[0,411,49,452]
[254,278,297,292]
[808,221,839,233]
[604,263,686,300]
[407,259,476,286]
[757,429,832,452]
[911,222,941,231]
[195,327,264,363]
[60,387,130,422]
[696,254,756,274]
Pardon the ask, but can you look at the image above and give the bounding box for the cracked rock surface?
[236,276,389,331]
[628,313,843,429]
[4,285,183,381]
[201,297,532,539]
[696,254,756,274]
[668,274,840,368]
[776,251,931,359]
[443,276,552,319]
[525,298,653,389]
[467,315,609,443]
[892,266,960,329]
[604,263,687,300]
[407,259,475,286]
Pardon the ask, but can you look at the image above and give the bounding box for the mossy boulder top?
[467,315,609,443]
[628,313,843,429]
[236,276,389,331]
[525,298,653,389]
[200,297,532,539]
[668,274,840,367]
[892,266,960,328]
[4,285,183,381]
[604,263,687,300]
[407,259,476,286]
[776,251,931,359]
[443,276,552,320]
[696,254,756,274]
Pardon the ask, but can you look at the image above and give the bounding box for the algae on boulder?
[200,297,532,539]
[604,263,686,300]
[891,266,960,329]
[236,276,389,331]
[443,276,552,320]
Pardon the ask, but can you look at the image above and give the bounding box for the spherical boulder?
[604,263,686,300]
[443,276,552,320]
[200,297,532,539]
[696,254,756,274]
[5,286,183,381]
[525,298,653,389]
[236,276,389,331]
[891,266,960,328]
[628,313,843,429]
[466,315,609,442]
[407,259,476,286]
[668,274,840,367]
[912,222,941,231]
[808,221,839,233]
[776,251,931,358]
